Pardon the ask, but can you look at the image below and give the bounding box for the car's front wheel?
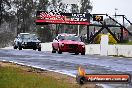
[52,47,56,53]
[38,47,41,51]
[18,46,22,50]
[57,48,62,54]
[14,46,17,49]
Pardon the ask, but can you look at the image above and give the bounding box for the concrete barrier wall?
[41,43,132,57]
[85,44,132,57]
[41,42,52,51]
[85,44,100,55]
[108,45,132,57]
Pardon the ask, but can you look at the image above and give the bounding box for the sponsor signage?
[93,15,103,21]
[76,66,131,84]
[36,11,90,25]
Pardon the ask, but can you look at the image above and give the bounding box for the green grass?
[126,41,132,45]
[108,41,132,45]
[0,66,73,88]
[117,41,132,45]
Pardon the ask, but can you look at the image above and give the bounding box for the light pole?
[115,8,118,17]
[77,0,81,36]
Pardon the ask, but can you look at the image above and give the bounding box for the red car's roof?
[58,33,77,36]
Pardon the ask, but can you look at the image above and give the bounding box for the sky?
[62,0,132,23]
[90,0,132,22]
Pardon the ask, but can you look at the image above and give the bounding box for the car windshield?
[21,34,30,39]
[21,34,38,40]
[58,35,81,41]
[30,34,38,40]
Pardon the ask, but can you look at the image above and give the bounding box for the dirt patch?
[0,61,103,88]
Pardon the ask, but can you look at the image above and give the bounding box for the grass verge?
[0,62,78,88]
[0,61,99,88]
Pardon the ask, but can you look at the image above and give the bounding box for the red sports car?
[52,33,85,55]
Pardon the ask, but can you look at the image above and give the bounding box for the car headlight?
[36,42,41,45]
[22,42,24,44]
[60,43,64,47]
[81,45,85,48]
[25,42,27,44]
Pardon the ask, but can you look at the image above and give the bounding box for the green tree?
[80,0,92,13]
[0,0,11,25]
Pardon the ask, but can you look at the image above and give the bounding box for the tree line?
[0,0,92,47]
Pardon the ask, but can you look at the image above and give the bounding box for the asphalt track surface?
[0,49,132,88]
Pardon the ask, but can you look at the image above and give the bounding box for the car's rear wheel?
[75,52,79,55]
[52,47,56,53]
[38,47,41,51]
[33,48,36,50]
[81,52,85,55]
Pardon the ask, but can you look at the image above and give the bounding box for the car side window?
[17,36,20,39]
[56,36,60,40]
[58,35,65,40]
[58,36,61,40]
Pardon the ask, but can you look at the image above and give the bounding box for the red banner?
[36,11,90,25]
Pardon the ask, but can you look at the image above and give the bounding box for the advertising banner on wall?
[36,11,90,25]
